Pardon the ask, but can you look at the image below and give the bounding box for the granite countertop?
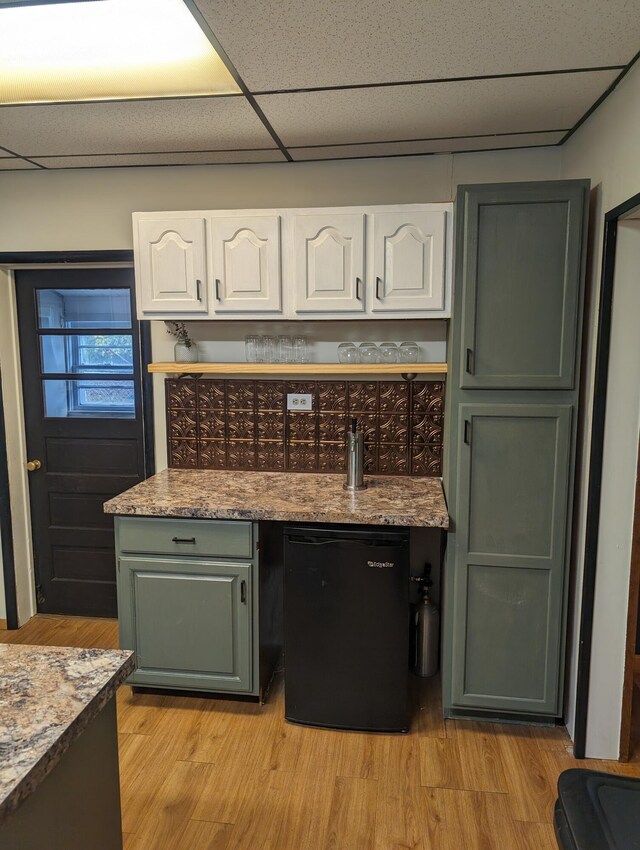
[0,645,134,824]
[104,469,449,528]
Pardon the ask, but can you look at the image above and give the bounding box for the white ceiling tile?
[32,150,287,168]
[0,156,39,169]
[195,0,639,90]
[0,96,276,156]
[290,133,565,160]
[257,71,618,146]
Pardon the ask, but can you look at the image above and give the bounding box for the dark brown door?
[16,268,147,617]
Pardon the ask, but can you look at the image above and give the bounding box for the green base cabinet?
[119,557,252,692]
[443,181,589,721]
[115,517,282,698]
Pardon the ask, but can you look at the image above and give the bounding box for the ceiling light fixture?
[0,0,241,105]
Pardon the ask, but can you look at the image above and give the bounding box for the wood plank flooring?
[4,614,640,850]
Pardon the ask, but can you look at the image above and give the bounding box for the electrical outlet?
[287,393,313,411]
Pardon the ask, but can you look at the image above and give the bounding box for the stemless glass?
[379,342,399,363]
[262,335,278,363]
[358,342,380,364]
[399,341,420,363]
[337,343,359,364]
[245,335,261,363]
[277,335,292,364]
[293,336,308,363]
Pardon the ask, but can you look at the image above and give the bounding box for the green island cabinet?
[115,516,282,698]
[443,180,589,720]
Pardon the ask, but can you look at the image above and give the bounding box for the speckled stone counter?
[0,644,134,824]
[104,469,449,528]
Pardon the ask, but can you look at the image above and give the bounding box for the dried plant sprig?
[165,321,193,348]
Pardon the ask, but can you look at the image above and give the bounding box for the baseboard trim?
[446,706,563,726]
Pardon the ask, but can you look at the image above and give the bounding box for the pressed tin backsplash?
[166,378,445,476]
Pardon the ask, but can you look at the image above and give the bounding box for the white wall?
[0,146,561,623]
[562,60,640,758]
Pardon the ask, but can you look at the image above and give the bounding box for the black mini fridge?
[283,524,410,732]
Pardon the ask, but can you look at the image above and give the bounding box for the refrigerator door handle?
[286,535,405,548]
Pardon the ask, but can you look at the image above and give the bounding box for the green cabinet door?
[457,181,587,390]
[118,556,252,692]
[451,404,572,714]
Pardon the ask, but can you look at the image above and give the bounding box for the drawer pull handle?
[172,536,196,544]
[355,276,362,300]
[196,279,202,301]
[241,580,247,604]
[215,279,222,301]
[376,276,383,300]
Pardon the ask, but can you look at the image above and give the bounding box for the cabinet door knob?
[26,459,42,472]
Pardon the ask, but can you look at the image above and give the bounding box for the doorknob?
[26,459,42,472]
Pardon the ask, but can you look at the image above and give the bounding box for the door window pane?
[37,288,131,329]
[41,335,134,373]
[43,379,135,418]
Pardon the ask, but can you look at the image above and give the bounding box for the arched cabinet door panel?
[136,217,208,315]
[294,212,366,313]
[371,210,446,312]
[211,214,282,314]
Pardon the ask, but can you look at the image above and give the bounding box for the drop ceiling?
[0,0,638,170]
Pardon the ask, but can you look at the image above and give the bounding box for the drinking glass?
[293,336,308,363]
[277,335,292,364]
[379,342,399,363]
[262,335,278,363]
[399,341,420,363]
[338,342,359,364]
[358,342,380,364]
[244,335,261,363]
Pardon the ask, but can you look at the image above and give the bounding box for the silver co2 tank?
[413,585,440,678]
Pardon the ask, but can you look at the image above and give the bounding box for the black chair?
[555,769,640,849]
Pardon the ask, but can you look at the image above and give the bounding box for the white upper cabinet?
[370,209,447,313]
[132,204,450,320]
[293,212,366,314]
[134,215,208,316]
[210,213,282,314]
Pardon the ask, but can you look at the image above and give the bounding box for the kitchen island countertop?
[104,469,449,528]
[0,644,134,824]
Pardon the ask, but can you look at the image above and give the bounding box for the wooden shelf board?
[148,362,448,375]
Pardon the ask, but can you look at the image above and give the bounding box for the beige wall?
[0,268,36,624]
[561,59,640,758]
[0,147,561,252]
[0,146,561,622]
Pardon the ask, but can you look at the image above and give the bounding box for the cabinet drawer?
[116,517,253,559]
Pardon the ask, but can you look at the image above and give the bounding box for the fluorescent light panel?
[0,0,241,104]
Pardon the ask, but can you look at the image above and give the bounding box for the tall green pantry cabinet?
[443,181,589,720]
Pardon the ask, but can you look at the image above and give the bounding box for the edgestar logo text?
[367,561,395,569]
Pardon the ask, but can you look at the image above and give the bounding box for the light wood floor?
[4,615,640,850]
